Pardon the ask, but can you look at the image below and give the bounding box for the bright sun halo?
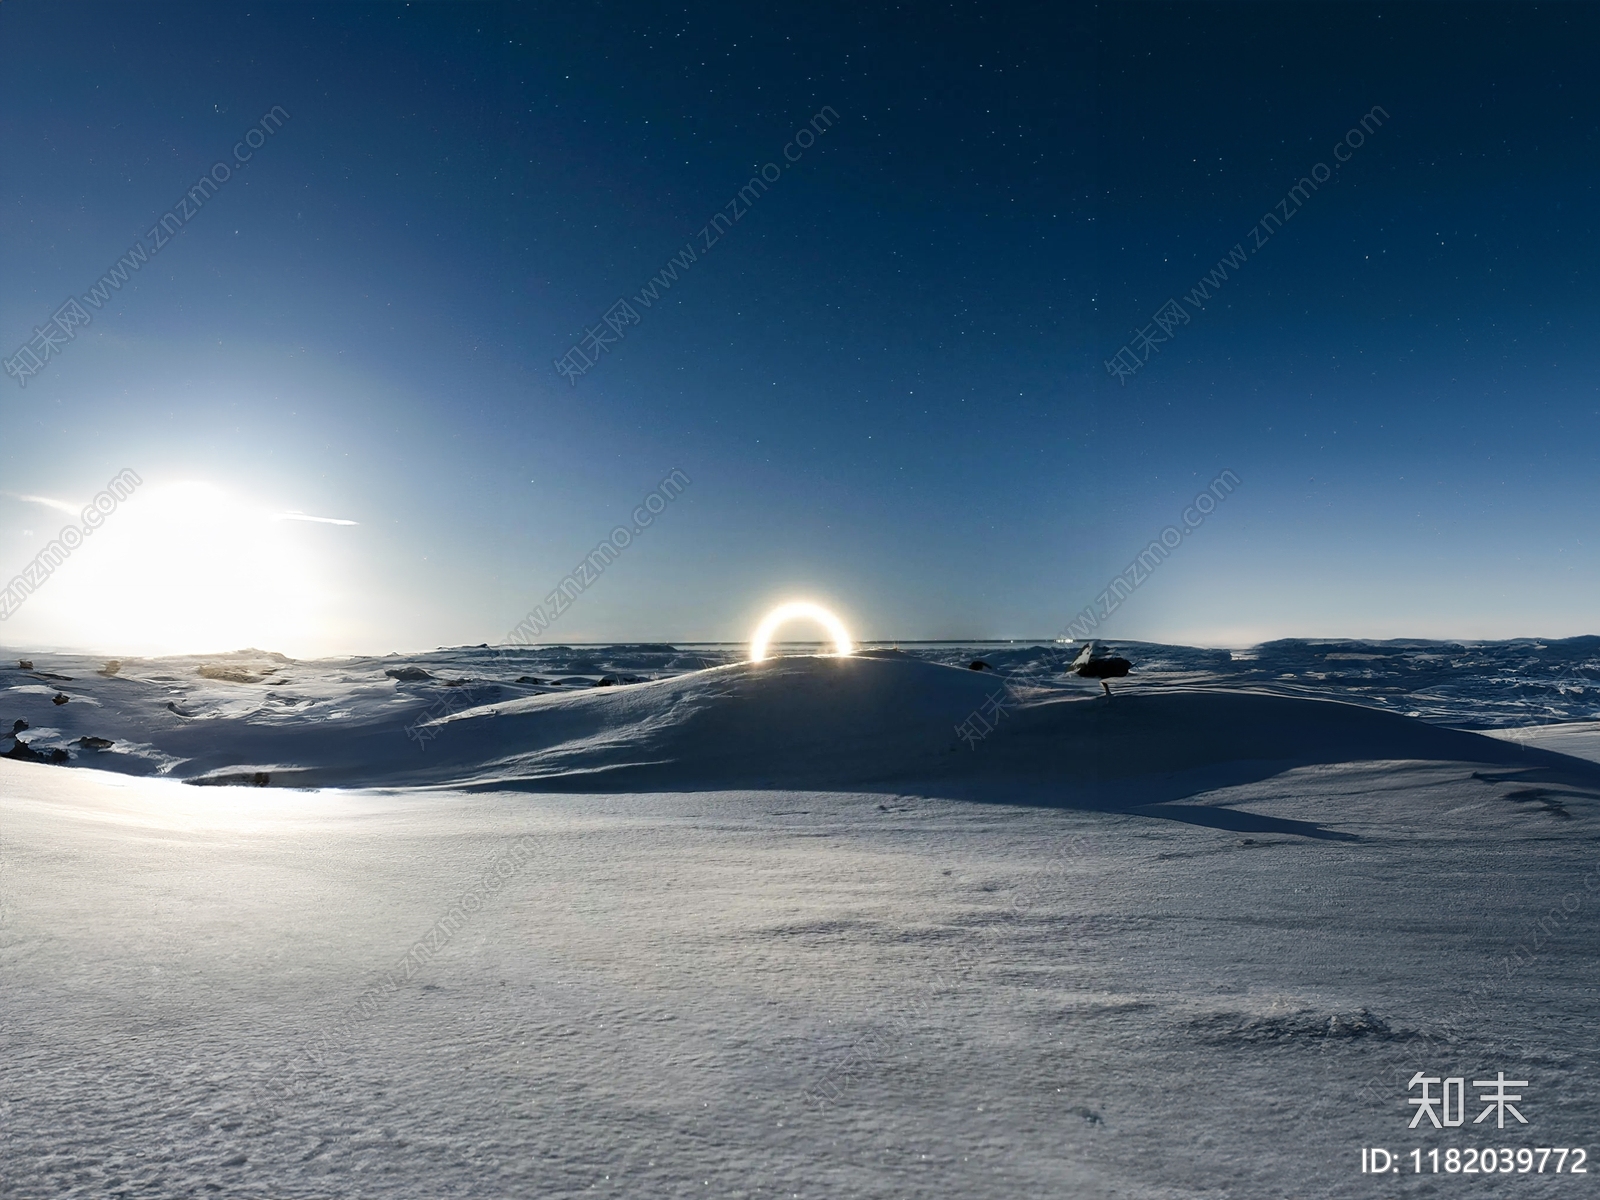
[749,601,853,662]
[37,481,347,657]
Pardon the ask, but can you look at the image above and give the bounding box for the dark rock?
[1072,641,1132,678]
[47,748,69,764]
[51,693,70,706]
[385,667,433,682]
[17,660,32,670]
[12,719,27,734]
[516,676,545,685]
[597,676,617,687]
[185,770,271,787]
[1072,642,1133,694]
[1075,657,1131,680]
[78,736,114,750]
[3,738,43,762]
[199,663,271,683]
[969,660,992,671]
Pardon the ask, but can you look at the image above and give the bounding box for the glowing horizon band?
[749,602,853,662]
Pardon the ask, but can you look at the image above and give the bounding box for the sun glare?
[30,481,352,657]
[749,601,853,662]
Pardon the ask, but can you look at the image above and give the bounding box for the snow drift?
[6,651,1597,815]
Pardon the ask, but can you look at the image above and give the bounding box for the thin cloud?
[2,491,79,515]
[272,510,359,526]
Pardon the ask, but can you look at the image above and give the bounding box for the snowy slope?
[4,641,1600,1199]
[4,648,1597,801]
[4,753,1599,1199]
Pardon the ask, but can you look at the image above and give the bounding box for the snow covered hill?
[4,642,1599,1198]
[5,648,1597,804]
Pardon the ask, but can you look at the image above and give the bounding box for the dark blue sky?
[2,1,1594,654]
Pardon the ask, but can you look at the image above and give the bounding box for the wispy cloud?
[272,510,359,526]
[2,491,79,515]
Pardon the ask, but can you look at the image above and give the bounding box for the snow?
[3,641,1599,1197]
[3,641,1597,792]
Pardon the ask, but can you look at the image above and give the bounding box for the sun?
[749,601,853,662]
[28,481,351,656]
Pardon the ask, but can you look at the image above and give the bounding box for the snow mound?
[8,651,1600,806]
